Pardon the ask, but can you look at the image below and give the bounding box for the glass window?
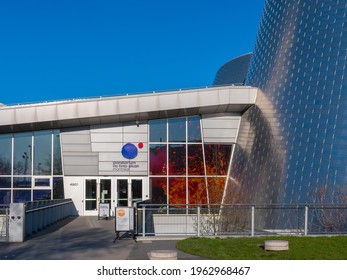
[34,131,52,175]
[188,177,207,205]
[0,190,11,204]
[34,178,50,187]
[53,130,63,175]
[169,144,186,175]
[169,177,186,205]
[53,177,64,199]
[150,144,167,175]
[14,133,32,175]
[150,177,167,204]
[13,177,31,188]
[100,179,111,201]
[85,179,96,199]
[86,200,97,210]
[13,190,31,203]
[188,144,204,175]
[168,118,186,142]
[0,177,11,188]
[33,190,51,200]
[188,116,202,142]
[149,119,167,142]
[204,144,232,175]
[0,134,12,175]
[207,177,226,205]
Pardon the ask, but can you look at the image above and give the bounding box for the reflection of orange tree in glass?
[188,145,204,175]
[207,177,226,205]
[169,178,186,206]
[150,146,167,175]
[205,145,231,175]
[169,146,186,174]
[188,177,207,205]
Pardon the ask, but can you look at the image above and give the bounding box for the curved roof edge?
[213,53,253,86]
[0,85,257,133]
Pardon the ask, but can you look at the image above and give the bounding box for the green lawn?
[176,236,347,260]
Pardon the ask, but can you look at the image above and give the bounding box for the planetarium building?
[1,0,347,232]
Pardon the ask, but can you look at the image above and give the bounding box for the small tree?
[310,185,347,233]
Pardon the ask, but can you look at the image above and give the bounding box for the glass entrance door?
[116,178,143,207]
[84,177,112,215]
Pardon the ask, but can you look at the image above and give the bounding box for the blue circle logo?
[121,143,138,159]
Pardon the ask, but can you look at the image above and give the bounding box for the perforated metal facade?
[224,0,347,211]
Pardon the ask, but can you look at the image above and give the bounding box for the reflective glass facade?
[0,130,64,203]
[149,116,232,207]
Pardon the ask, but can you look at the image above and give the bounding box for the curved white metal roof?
[0,85,257,133]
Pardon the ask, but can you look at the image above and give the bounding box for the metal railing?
[136,204,347,237]
[25,199,74,237]
[5,83,246,107]
[0,205,9,241]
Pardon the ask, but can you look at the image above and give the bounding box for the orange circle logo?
[117,209,125,217]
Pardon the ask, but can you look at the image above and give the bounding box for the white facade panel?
[122,123,148,133]
[90,133,123,143]
[99,152,122,161]
[61,134,91,144]
[203,128,238,138]
[123,133,148,143]
[90,124,122,133]
[63,177,84,215]
[64,165,99,176]
[91,142,122,152]
[202,117,240,129]
[61,128,91,135]
[201,113,241,144]
[64,155,99,166]
[62,144,93,152]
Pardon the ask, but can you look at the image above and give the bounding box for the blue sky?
[0,0,265,105]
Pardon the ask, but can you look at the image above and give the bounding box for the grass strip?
[176,236,347,260]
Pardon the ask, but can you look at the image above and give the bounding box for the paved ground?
[0,216,206,260]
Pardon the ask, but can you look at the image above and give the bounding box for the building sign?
[112,161,140,172]
[121,142,143,159]
[111,142,144,172]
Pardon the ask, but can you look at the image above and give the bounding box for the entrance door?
[84,177,112,215]
[116,178,144,207]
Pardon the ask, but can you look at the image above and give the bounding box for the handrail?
[3,83,247,107]
[138,203,347,208]
[25,200,73,213]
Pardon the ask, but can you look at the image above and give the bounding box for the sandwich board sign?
[98,203,110,220]
[114,207,136,242]
[115,207,135,231]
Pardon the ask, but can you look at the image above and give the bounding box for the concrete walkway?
[0,216,206,260]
